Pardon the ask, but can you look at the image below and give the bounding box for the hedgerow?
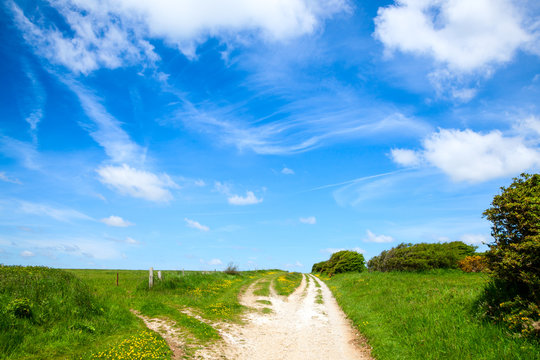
[311,250,366,276]
[367,241,476,272]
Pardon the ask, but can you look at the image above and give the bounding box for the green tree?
[483,173,540,302]
[481,173,540,338]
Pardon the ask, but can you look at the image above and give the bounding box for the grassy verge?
[324,271,540,360]
[1,266,268,359]
[274,272,303,296]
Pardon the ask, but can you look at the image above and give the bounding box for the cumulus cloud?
[460,234,488,245]
[299,216,316,224]
[392,127,540,182]
[374,0,531,72]
[228,191,263,205]
[390,148,422,167]
[20,250,35,257]
[184,218,210,232]
[281,167,295,175]
[97,164,178,202]
[201,258,223,266]
[10,0,349,72]
[374,0,536,99]
[364,230,394,243]
[101,215,134,227]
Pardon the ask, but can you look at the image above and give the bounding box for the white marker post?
[149,267,154,289]
[158,270,162,281]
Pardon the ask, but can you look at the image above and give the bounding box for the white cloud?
[364,230,394,243]
[299,216,316,224]
[97,164,178,202]
[0,172,21,184]
[19,201,92,222]
[126,237,139,244]
[20,250,34,257]
[67,81,146,164]
[460,234,488,245]
[374,0,531,73]
[9,0,158,74]
[390,148,422,167]
[374,0,536,99]
[228,191,263,205]
[208,258,223,266]
[194,179,206,187]
[394,128,540,182]
[101,215,134,227]
[281,167,295,175]
[11,0,348,72]
[184,218,210,232]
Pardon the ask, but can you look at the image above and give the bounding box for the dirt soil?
[135,274,371,359]
[219,274,371,360]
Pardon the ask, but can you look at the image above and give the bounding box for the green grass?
[274,272,303,296]
[253,280,271,296]
[325,270,540,360]
[256,300,272,305]
[0,266,269,359]
[262,307,273,314]
[315,289,323,304]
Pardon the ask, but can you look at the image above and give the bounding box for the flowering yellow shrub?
[458,255,488,273]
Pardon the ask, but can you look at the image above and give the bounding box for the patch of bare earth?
[220,274,371,360]
[133,275,371,359]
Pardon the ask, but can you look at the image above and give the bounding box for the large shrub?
[311,250,366,276]
[367,241,476,272]
[480,173,540,339]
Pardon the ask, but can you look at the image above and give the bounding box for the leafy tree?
[311,251,366,276]
[480,173,540,338]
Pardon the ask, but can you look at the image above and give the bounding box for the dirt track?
[219,274,370,359]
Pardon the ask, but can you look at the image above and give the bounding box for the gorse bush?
[312,250,366,276]
[480,173,540,339]
[458,255,489,273]
[367,241,476,272]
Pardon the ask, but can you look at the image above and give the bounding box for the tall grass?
[325,271,539,360]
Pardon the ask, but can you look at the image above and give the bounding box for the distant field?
[0,266,276,359]
[323,270,540,360]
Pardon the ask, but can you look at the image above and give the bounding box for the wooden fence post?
[149,267,154,289]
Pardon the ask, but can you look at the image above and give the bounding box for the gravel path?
[221,274,370,360]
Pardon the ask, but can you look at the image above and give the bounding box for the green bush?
[311,250,366,276]
[367,241,476,272]
[480,173,540,339]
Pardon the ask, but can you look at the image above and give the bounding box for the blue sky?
[1,0,539,272]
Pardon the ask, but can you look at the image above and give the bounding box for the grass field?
[324,270,540,360]
[0,266,280,359]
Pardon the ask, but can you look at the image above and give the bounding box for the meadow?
[323,270,540,360]
[0,266,279,359]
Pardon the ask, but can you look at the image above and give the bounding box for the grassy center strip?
[273,272,303,296]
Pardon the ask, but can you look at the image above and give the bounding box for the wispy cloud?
[97,164,178,202]
[66,81,147,165]
[18,201,92,222]
[101,215,134,227]
[0,136,40,170]
[0,172,21,185]
[299,216,316,225]
[20,250,35,257]
[21,61,45,142]
[228,191,263,205]
[281,167,294,175]
[184,218,210,232]
[459,234,488,245]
